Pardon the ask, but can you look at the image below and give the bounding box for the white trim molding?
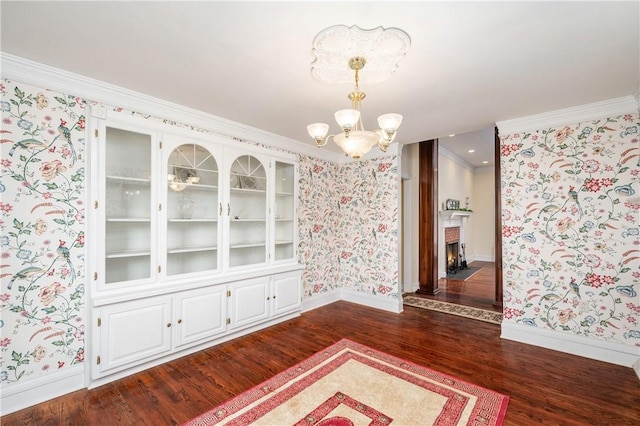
[0,52,343,163]
[302,290,403,314]
[340,289,403,314]
[497,96,639,135]
[501,322,640,368]
[439,145,474,171]
[301,290,341,313]
[0,365,85,415]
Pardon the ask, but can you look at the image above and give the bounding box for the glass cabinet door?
[228,155,267,268]
[166,144,220,275]
[104,127,154,284]
[274,161,295,261]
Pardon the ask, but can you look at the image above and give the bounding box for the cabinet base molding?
[89,310,300,389]
[0,365,84,416]
[501,321,640,368]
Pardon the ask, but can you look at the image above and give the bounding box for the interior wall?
[401,143,420,292]
[0,74,403,393]
[298,155,402,302]
[438,148,474,276]
[499,112,639,349]
[0,78,87,387]
[471,166,495,261]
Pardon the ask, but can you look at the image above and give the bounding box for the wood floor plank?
[2,300,638,425]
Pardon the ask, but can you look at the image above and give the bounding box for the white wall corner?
[301,290,341,313]
[473,254,495,262]
[496,96,639,135]
[403,280,420,294]
[501,321,640,368]
[633,358,640,380]
[340,289,403,313]
[439,145,474,171]
[0,365,84,415]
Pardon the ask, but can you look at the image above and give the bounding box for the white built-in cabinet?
[90,114,302,382]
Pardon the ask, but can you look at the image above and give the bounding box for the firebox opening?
[446,241,459,274]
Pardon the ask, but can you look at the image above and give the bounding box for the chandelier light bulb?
[307,123,329,140]
[377,113,403,132]
[334,109,360,134]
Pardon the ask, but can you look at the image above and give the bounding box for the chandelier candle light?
[307,25,411,160]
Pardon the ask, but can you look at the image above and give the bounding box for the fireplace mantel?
[439,210,472,221]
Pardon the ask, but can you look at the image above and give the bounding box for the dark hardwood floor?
[2,300,638,425]
[412,260,501,312]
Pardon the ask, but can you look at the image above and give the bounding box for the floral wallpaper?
[297,156,341,296]
[0,79,87,384]
[500,114,640,346]
[0,76,402,389]
[297,155,401,300]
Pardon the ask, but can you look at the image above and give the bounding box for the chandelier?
[306,25,410,160]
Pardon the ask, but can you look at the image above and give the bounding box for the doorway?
[410,129,503,311]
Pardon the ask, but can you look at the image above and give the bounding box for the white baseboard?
[473,254,494,262]
[501,321,640,368]
[0,365,85,415]
[402,280,420,293]
[340,289,403,313]
[302,289,402,314]
[301,290,341,313]
[633,358,640,380]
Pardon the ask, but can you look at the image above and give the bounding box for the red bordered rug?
[184,339,509,425]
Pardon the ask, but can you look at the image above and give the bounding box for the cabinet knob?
[177,319,182,324]
[267,296,271,300]
[167,323,172,328]
[273,295,276,299]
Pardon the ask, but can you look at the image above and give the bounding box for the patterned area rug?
[403,296,503,325]
[184,339,509,425]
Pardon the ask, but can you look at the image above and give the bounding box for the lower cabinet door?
[228,277,270,330]
[272,271,302,317]
[94,295,173,377]
[174,286,227,348]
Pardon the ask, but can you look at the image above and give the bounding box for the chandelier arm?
[314,134,336,148]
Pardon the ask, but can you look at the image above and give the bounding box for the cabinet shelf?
[167,183,218,191]
[230,243,266,249]
[230,187,266,194]
[275,240,293,245]
[231,218,265,222]
[168,218,218,223]
[167,246,217,254]
[106,250,151,259]
[107,218,151,222]
[276,191,294,196]
[275,218,293,222]
[106,175,151,184]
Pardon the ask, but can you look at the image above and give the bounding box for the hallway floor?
[412,260,501,312]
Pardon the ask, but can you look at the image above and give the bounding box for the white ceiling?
[1,1,638,166]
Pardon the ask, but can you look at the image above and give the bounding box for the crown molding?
[438,145,474,172]
[0,52,343,163]
[497,96,639,136]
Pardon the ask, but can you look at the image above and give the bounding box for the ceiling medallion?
[311,24,411,85]
[307,25,410,160]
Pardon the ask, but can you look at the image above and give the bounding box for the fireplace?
[439,212,471,278]
[444,226,466,274]
[446,241,459,274]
